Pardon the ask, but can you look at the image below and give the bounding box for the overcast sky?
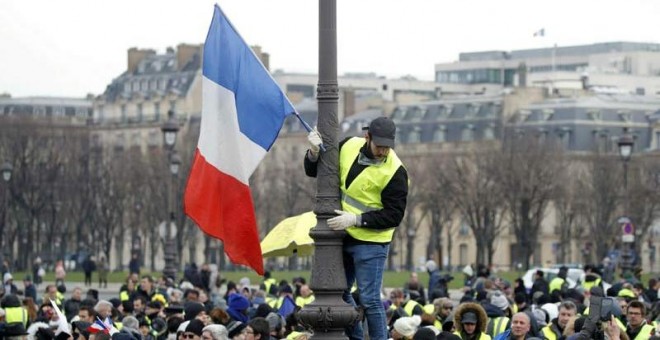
[1,0,659,97]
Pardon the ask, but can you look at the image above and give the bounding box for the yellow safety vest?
[263,278,277,295]
[542,324,561,340]
[454,331,492,340]
[5,307,27,327]
[619,288,636,298]
[487,317,510,338]
[403,300,422,316]
[548,277,565,293]
[339,137,403,243]
[582,278,601,292]
[632,324,655,340]
[120,290,130,302]
[295,295,315,308]
[266,296,278,308]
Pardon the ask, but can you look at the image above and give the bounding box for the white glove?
[307,128,323,156]
[328,210,357,230]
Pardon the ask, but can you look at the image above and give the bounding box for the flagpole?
[298,0,359,338]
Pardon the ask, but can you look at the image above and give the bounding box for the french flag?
[87,318,110,334]
[184,5,295,275]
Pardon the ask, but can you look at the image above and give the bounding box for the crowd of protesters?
[1,259,660,340]
[0,263,315,340]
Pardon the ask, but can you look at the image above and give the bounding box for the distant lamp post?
[1,161,12,265]
[161,110,180,281]
[618,127,635,278]
[1,162,12,182]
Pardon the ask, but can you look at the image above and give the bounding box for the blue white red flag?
[184,4,295,275]
[87,318,111,334]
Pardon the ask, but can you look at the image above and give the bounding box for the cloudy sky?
[1,0,658,97]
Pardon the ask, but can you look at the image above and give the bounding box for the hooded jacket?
[454,302,492,340]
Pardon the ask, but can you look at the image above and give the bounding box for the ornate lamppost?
[161,110,180,280]
[1,161,12,267]
[618,127,634,278]
[298,0,359,338]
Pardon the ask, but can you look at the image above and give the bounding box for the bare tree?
[419,155,455,270]
[628,158,660,257]
[499,134,564,270]
[553,163,582,264]
[398,155,429,271]
[577,154,622,261]
[444,147,505,266]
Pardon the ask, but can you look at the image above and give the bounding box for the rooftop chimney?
[176,43,202,71]
[127,47,156,74]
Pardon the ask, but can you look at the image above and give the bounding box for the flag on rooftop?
[184,4,296,275]
[533,28,545,37]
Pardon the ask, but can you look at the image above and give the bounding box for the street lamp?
[1,162,12,182]
[1,161,13,267]
[618,127,635,278]
[297,0,359,338]
[161,110,180,281]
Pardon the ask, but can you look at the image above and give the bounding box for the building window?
[406,107,424,121]
[121,104,127,122]
[148,131,159,147]
[407,127,421,143]
[154,102,160,121]
[462,125,475,141]
[558,128,572,149]
[542,109,554,121]
[459,244,468,267]
[170,100,176,112]
[483,125,495,140]
[618,111,632,122]
[159,78,167,90]
[137,103,143,122]
[588,110,602,121]
[433,126,446,142]
[656,132,660,149]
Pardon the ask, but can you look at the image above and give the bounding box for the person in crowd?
[63,286,83,321]
[129,254,141,275]
[541,301,577,340]
[404,272,427,306]
[82,255,97,287]
[493,313,531,340]
[530,270,548,300]
[392,315,422,340]
[247,317,270,340]
[304,116,408,340]
[625,300,654,340]
[203,324,230,340]
[22,275,36,302]
[453,302,491,340]
[98,255,109,289]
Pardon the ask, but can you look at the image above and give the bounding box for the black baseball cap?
[362,116,396,148]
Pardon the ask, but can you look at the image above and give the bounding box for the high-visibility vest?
[454,331,492,340]
[403,300,422,316]
[339,137,403,243]
[487,316,510,338]
[295,295,315,308]
[632,324,655,340]
[266,296,278,308]
[542,324,561,340]
[618,288,636,298]
[5,307,27,327]
[582,278,601,292]
[120,290,130,302]
[263,278,277,295]
[548,277,565,293]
